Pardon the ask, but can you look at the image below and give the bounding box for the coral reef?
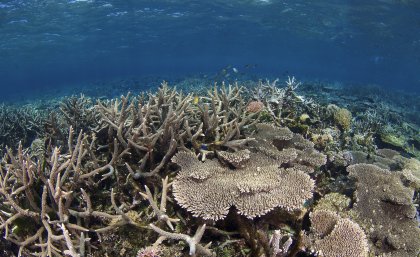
[171,150,315,220]
[348,164,420,257]
[0,76,418,257]
[0,104,45,154]
[302,210,368,257]
[333,107,352,131]
[246,101,265,113]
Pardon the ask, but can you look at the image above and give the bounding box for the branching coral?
[139,176,179,230]
[1,78,416,257]
[250,77,318,127]
[60,94,97,133]
[94,82,256,178]
[0,127,141,256]
[149,224,213,256]
[0,104,45,154]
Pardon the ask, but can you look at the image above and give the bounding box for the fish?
[244,64,257,69]
[193,95,199,105]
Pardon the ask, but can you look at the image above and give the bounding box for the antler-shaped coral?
[149,223,214,256]
[140,176,179,230]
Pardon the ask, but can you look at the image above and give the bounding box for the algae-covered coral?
[0,77,419,257]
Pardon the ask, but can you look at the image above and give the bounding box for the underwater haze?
[1,0,420,101]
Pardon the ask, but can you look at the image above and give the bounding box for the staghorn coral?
[302,210,369,257]
[59,94,97,133]
[95,81,256,177]
[250,77,318,127]
[269,230,293,257]
[149,224,213,256]
[0,81,276,255]
[1,77,417,256]
[348,164,420,257]
[0,128,143,256]
[0,104,45,154]
[188,82,257,155]
[171,150,314,220]
[139,176,180,230]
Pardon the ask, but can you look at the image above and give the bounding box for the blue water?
[1,0,419,101]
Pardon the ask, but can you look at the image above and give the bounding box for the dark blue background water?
[1,0,419,101]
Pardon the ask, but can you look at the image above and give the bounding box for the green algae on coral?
[379,131,407,149]
[333,107,352,131]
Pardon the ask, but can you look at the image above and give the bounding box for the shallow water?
[0,0,420,101]
[0,2,419,257]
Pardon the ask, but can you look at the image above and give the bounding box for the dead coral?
[171,150,314,220]
[348,164,420,257]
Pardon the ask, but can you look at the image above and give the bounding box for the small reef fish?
[193,95,200,105]
[244,64,257,69]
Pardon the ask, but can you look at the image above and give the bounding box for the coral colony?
[0,77,419,257]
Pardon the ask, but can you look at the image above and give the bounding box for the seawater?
[0,0,419,102]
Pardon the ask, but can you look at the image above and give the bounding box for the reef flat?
[0,77,419,257]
